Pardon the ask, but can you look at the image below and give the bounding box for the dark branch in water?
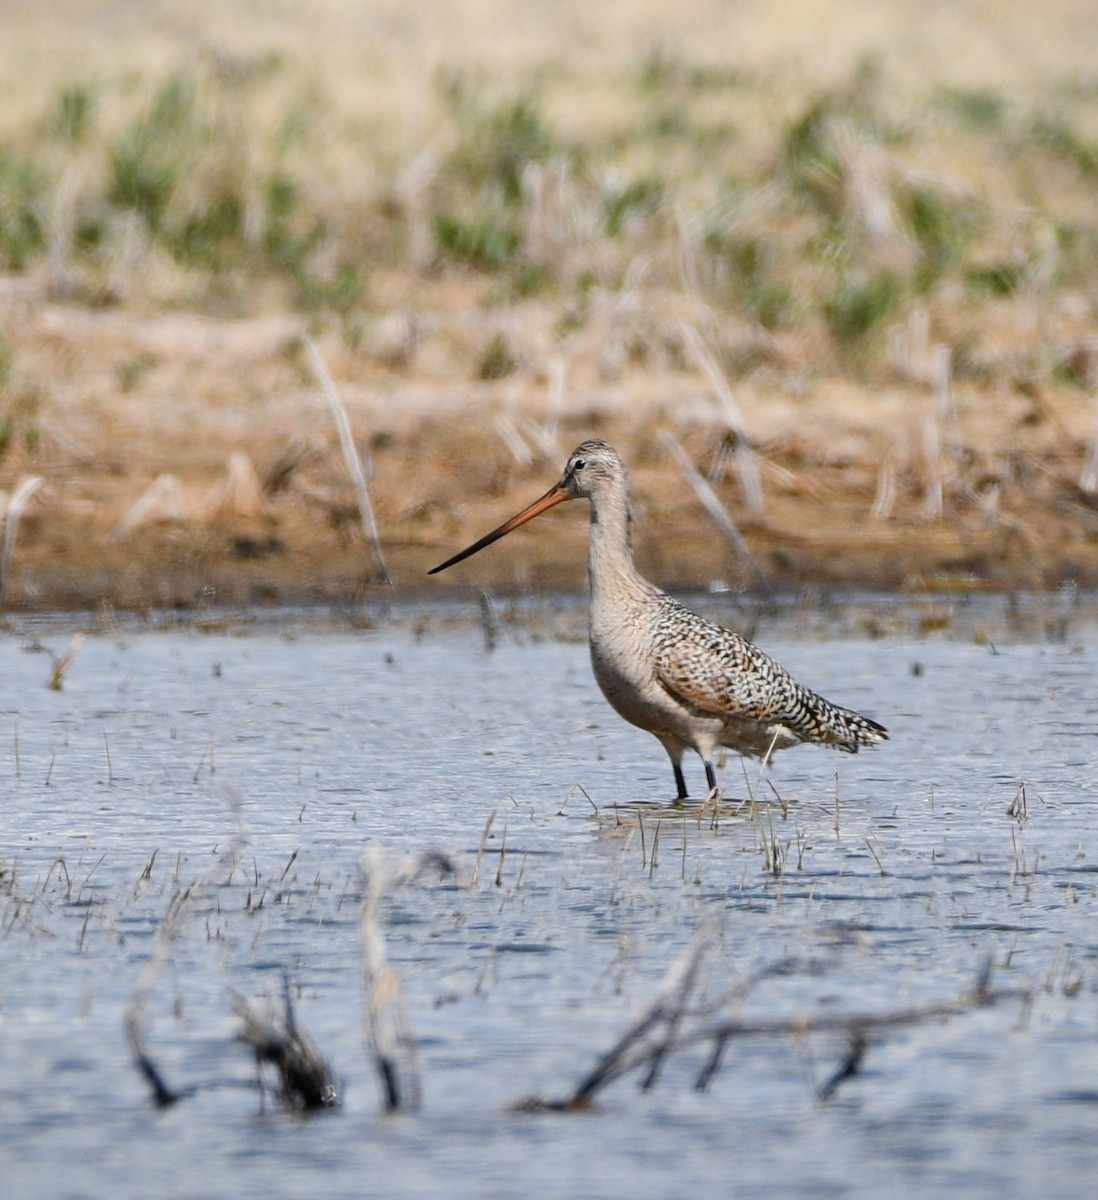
[127,882,338,1113]
[126,1021,183,1108]
[124,884,196,1108]
[818,1031,868,1102]
[511,940,1028,1112]
[234,977,340,1111]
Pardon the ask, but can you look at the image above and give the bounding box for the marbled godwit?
[430,440,886,799]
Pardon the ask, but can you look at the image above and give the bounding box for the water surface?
[2,596,1097,1199]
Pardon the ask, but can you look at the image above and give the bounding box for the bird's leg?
[704,760,718,796]
[659,739,690,803]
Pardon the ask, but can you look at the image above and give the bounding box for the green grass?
[824,271,904,345]
[0,338,42,463]
[0,149,46,269]
[0,54,1095,378]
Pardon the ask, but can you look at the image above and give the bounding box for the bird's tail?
[815,698,888,752]
[789,684,887,753]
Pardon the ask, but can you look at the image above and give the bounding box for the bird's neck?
[586,489,644,602]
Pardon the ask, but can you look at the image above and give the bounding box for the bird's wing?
[652,601,887,751]
[653,608,790,722]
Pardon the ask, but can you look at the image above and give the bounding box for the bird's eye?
[573,458,587,471]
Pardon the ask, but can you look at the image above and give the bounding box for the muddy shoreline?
[2,304,1097,615]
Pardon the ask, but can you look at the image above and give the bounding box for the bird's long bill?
[428,483,569,574]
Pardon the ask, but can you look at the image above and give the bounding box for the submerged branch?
[126,798,337,1114]
[513,946,1027,1112]
[234,977,340,1111]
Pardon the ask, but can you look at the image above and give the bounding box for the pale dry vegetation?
[1,1,1098,607]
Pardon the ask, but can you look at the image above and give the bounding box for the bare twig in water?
[45,633,85,691]
[512,941,1026,1112]
[361,849,457,1112]
[818,1030,869,1101]
[124,884,198,1107]
[514,925,714,1110]
[234,976,340,1111]
[305,337,392,587]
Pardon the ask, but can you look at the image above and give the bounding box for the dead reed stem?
[494,825,507,888]
[921,414,944,519]
[46,633,84,691]
[545,356,565,445]
[114,474,182,535]
[124,883,198,1107]
[305,337,392,587]
[472,811,496,886]
[477,589,499,652]
[0,475,43,603]
[1081,397,1098,494]
[660,432,769,593]
[871,456,896,520]
[680,321,764,518]
[494,414,533,465]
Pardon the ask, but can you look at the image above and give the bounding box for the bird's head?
[428,440,626,575]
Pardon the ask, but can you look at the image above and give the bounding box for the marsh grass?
[2,66,365,313]
[0,45,1093,385]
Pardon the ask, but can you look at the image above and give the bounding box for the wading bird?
[430,440,886,799]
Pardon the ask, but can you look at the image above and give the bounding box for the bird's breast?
[588,597,693,739]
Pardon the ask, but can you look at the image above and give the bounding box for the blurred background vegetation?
[0,0,1094,381]
[1,0,1097,603]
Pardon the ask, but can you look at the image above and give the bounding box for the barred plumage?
[431,439,887,799]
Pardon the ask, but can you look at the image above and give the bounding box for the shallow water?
[2,596,1097,1199]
